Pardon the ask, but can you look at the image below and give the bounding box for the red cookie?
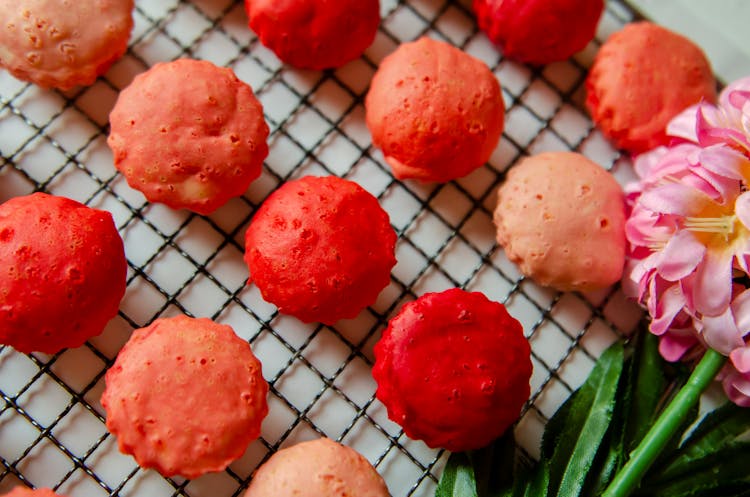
[365,37,504,183]
[473,0,604,65]
[0,193,126,354]
[0,0,134,89]
[102,316,268,479]
[372,288,532,452]
[245,0,380,70]
[244,176,396,325]
[1,488,68,497]
[585,22,717,153]
[108,59,270,215]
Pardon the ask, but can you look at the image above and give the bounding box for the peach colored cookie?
[0,193,126,354]
[473,0,604,65]
[2,488,68,497]
[244,438,389,497]
[585,22,716,153]
[102,316,268,479]
[494,152,626,292]
[0,0,134,89]
[108,59,269,215]
[245,0,380,70]
[244,176,396,325]
[365,37,504,183]
[372,288,532,452]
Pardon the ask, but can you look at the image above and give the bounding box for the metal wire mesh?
[0,0,646,496]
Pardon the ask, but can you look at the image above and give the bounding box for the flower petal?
[658,330,699,362]
[697,144,750,182]
[666,105,699,142]
[722,371,750,407]
[730,347,750,374]
[656,230,705,281]
[726,87,750,111]
[650,283,687,336]
[729,288,750,335]
[693,248,732,316]
[639,182,714,217]
[700,307,744,355]
[735,191,750,231]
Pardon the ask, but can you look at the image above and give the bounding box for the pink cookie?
[244,438,389,497]
[494,152,626,292]
[108,59,269,215]
[0,0,134,89]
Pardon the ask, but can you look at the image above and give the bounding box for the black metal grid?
[0,0,645,496]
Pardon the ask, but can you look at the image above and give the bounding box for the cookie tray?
[0,0,646,496]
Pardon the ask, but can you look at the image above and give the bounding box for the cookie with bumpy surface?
[0,193,126,354]
[585,22,716,153]
[244,176,396,325]
[372,288,532,452]
[102,315,269,479]
[245,0,380,69]
[244,438,390,497]
[108,59,269,215]
[0,0,134,89]
[366,37,504,183]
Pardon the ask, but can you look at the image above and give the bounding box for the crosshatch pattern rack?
[0,0,647,496]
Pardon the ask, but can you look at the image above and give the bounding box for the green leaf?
[510,461,549,497]
[637,442,750,497]
[546,342,625,496]
[581,426,621,497]
[472,430,516,497]
[584,331,662,496]
[683,401,750,446]
[648,402,750,484]
[621,331,666,453]
[525,462,550,497]
[436,452,478,497]
[540,387,577,460]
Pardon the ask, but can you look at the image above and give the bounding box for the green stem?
[601,349,726,497]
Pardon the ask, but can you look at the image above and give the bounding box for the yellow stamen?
[684,215,736,240]
[644,235,667,251]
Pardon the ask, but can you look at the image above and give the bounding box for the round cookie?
[585,21,716,153]
[372,288,532,452]
[2,488,68,497]
[108,59,270,215]
[102,316,268,479]
[244,176,396,325]
[0,0,134,89]
[245,0,380,70]
[365,36,504,183]
[0,193,126,354]
[494,152,626,292]
[473,0,604,65]
[244,438,389,497]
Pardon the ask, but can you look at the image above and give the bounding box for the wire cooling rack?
[0,0,647,496]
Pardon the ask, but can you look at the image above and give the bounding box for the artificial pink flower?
[624,75,750,407]
[625,143,750,352]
